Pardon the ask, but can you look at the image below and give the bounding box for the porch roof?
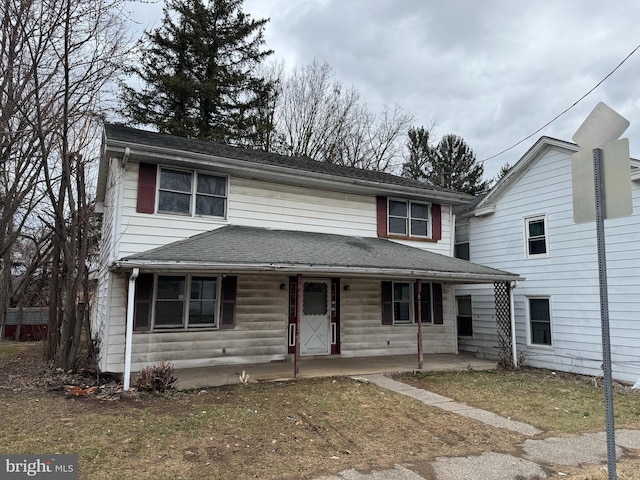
[115,225,521,283]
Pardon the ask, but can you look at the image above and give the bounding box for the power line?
[479,43,640,164]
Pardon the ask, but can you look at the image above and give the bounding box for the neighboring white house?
[93,124,519,376]
[455,136,640,384]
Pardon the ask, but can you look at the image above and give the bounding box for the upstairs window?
[525,215,548,258]
[388,199,431,238]
[158,168,227,217]
[455,221,470,260]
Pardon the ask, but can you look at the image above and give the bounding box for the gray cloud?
[131,0,640,178]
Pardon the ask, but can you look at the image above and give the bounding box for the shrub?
[135,360,177,393]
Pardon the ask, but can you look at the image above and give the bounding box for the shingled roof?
[103,123,471,201]
[117,225,520,283]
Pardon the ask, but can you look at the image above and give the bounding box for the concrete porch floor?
[176,354,497,390]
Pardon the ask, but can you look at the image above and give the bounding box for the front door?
[300,279,331,355]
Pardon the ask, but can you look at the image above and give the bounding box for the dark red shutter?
[376,196,387,237]
[381,281,393,325]
[220,276,237,329]
[432,203,442,240]
[433,283,444,324]
[133,273,154,331]
[137,163,157,213]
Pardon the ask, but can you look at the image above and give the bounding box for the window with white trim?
[528,297,552,346]
[388,199,431,238]
[455,221,470,260]
[158,168,227,217]
[525,215,548,258]
[392,281,432,325]
[456,295,473,337]
[154,275,219,329]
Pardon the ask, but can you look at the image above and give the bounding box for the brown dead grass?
[396,368,640,435]
[1,342,639,479]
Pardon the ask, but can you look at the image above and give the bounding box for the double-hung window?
[158,168,227,217]
[525,215,548,258]
[388,199,431,238]
[528,297,552,346]
[455,221,470,260]
[154,275,218,329]
[392,281,432,325]
[456,296,473,337]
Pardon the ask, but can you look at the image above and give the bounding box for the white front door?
[300,279,331,356]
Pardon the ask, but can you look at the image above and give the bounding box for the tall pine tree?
[120,0,275,146]
[428,134,488,195]
[402,126,434,180]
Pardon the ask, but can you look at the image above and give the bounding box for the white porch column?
[123,268,139,390]
[510,281,518,368]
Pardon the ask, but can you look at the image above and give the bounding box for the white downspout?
[124,267,139,390]
[510,281,518,368]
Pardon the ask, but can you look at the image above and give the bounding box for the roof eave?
[103,138,473,206]
[110,260,523,284]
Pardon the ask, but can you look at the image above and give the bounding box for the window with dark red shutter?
[133,273,154,331]
[433,283,444,324]
[136,163,157,213]
[220,276,237,329]
[381,281,393,325]
[432,204,442,241]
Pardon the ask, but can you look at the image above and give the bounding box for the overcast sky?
[128,0,640,179]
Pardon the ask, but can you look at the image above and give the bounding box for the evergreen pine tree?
[426,134,489,195]
[402,126,434,180]
[120,0,275,146]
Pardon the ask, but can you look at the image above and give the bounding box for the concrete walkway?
[314,374,640,480]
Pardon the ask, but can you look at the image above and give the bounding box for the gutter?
[110,260,523,284]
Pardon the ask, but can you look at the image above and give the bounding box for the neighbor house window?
[388,199,431,237]
[525,215,548,258]
[528,297,552,346]
[456,296,473,337]
[455,221,470,260]
[158,168,227,217]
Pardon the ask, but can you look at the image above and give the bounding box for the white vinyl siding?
[455,145,640,383]
[340,279,456,358]
[116,164,454,258]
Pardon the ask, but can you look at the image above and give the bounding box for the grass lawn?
[396,368,640,434]
[1,342,639,479]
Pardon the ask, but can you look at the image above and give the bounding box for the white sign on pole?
[571,138,633,223]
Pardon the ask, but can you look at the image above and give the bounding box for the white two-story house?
[455,136,640,384]
[93,124,519,379]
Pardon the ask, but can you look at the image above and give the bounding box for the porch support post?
[294,274,302,378]
[417,279,423,369]
[510,281,518,368]
[124,267,139,390]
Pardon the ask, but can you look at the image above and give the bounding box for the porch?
[176,353,497,389]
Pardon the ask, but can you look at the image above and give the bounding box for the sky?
[127,0,640,180]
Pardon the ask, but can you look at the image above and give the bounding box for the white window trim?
[455,295,473,337]
[524,214,549,259]
[454,220,470,260]
[388,198,432,239]
[525,296,553,348]
[151,273,222,330]
[392,281,433,325]
[156,167,229,219]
